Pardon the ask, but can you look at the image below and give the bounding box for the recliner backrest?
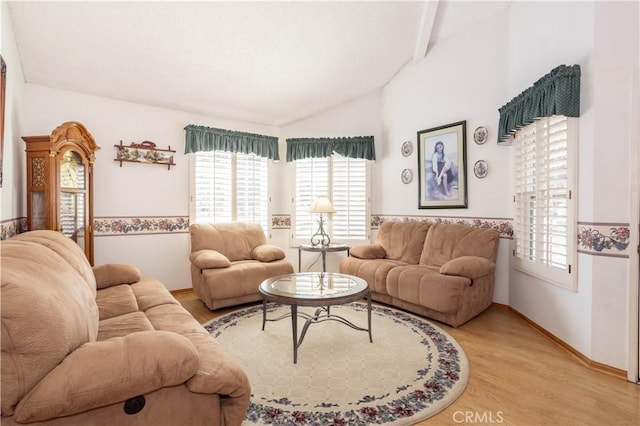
[419,223,500,267]
[189,222,267,262]
[375,221,430,264]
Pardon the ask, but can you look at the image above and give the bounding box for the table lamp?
[308,196,335,246]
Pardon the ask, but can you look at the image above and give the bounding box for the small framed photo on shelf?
[417,121,468,209]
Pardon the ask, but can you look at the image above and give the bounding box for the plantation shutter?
[332,156,367,240]
[193,151,233,223]
[294,158,329,241]
[193,151,268,229]
[514,116,574,288]
[236,153,269,232]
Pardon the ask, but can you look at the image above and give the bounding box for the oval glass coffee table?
[259,272,372,363]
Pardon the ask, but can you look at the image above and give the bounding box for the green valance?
[184,125,280,160]
[286,136,376,162]
[497,64,581,145]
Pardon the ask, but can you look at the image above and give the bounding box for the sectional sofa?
[1,230,250,425]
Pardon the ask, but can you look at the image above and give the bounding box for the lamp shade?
[308,196,336,214]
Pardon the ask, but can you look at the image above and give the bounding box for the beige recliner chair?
[189,222,294,310]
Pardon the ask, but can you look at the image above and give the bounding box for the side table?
[298,243,350,272]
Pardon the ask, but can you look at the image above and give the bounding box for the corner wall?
[379,9,511,304]
[507,1,639,371]
[0,0,26,230]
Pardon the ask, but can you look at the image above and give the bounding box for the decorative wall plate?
[473,126,488,145]
[473,160,488,178]
[401,141,413,157]
[401,168,413,184]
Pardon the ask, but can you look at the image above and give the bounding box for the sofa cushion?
[420,223,500,267]
[376,222,430,264]
[98,312,155,341]
[190,223,267,262]
[12,229,97,297]
[130,277,182,312]
[93,264,141,289]
[440,256,496,279]
[1,240,99,416]
[340,257,406,294]
[190,249,231,269]
[96,284,140,320]
[350,244,386,260]
[201,260,292,300]
[386,265,471,314]
[251,244,286,262]
[14,331,199,423]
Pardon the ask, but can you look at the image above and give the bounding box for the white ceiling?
[7,1,510,127]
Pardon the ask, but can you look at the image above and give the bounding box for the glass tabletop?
[260,272,367,299]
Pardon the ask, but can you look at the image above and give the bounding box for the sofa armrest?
[439,256,495,279]
[93,263,141,289]
[350,244,386,260]
[251,244,285,262]
[15,331,199,423]
[189,249,231,269]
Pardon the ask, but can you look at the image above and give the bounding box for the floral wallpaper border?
[272,214,291,229]
[3,216,632,258]
[577,222,631,257]
[94,216,189,236]
[272,214,513,238]
[0,217,27,240]
[370,214,514,239]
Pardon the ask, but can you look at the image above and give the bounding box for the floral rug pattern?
[205,303,468,425]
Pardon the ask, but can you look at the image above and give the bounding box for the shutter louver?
[332,156,367,240]
[514,116,575,290]
[292,155,369,245]
[294,158,329,241]
[193,151,268,233]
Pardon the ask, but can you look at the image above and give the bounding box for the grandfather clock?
[23,121,100,264]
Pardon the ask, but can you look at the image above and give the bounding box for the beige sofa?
[340,222,500,327]
[1,230,250,425]
[189,222,294,310]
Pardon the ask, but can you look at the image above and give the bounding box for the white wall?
[21,84,281,289]
[380,8,512,304]
[507,1,639,370]
[589,1,638,369]
[0,0,26,221]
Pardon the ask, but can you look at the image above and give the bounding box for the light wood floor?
[174,290,640,425]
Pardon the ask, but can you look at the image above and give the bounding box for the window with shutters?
[190,151,269,234]
[513,115,577,290]
[291,155,370,246]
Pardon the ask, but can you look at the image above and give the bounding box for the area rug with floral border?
[205,302,469,425]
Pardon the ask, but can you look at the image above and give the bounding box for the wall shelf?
[114,141,176,170]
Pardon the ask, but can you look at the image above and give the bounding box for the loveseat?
[1,230,250,425]
[189,222,294,310]
[340,221,500,327]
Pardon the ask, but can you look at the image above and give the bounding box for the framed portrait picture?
[417,120,467,209]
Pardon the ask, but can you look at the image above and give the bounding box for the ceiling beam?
[413,0,439,63]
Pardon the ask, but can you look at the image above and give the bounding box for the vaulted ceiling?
[7,1,510,126]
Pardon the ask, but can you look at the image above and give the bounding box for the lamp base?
[310,215,331,246]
